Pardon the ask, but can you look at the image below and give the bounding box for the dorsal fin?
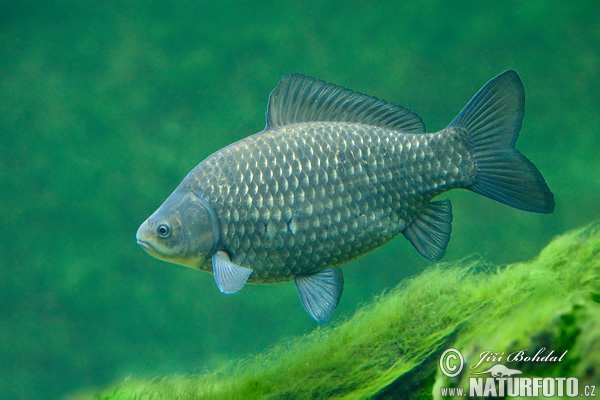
[266,74,425,133]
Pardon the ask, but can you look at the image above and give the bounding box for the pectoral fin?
[403,200,452,261]
[295,268,344,323]
[211,251,253,294]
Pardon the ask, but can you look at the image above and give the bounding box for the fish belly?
[193,122,474,282]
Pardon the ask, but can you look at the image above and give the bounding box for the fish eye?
[157,223,171,238]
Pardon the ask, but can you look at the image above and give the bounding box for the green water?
[2,1,599,398]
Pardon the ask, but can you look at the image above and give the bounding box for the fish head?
[136,188,217,269]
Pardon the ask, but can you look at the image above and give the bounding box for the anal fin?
[295,268,344,323]
[403,200,452,261]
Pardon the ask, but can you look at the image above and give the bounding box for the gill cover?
[137,187,219,269]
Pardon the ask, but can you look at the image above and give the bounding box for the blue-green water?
[2,1,599,398]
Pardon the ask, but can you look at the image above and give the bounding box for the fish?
[136,70,554,323]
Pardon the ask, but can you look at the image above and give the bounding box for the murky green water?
[2,1,599,398]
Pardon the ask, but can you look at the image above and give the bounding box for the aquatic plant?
[81,223,600,399]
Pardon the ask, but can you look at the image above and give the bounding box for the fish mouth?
[137,239,158,255]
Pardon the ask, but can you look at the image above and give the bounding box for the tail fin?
[450,70,554,213]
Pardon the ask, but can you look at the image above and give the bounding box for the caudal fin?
[449,70,554,213]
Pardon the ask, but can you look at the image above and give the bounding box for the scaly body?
[189,123,473,282]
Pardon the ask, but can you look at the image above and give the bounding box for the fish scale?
[189,122,474,282]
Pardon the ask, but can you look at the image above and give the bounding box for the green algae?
[82,223,600,399]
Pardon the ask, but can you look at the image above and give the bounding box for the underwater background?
[2,1,599,398]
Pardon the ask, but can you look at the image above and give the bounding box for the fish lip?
[137,239,156,254]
